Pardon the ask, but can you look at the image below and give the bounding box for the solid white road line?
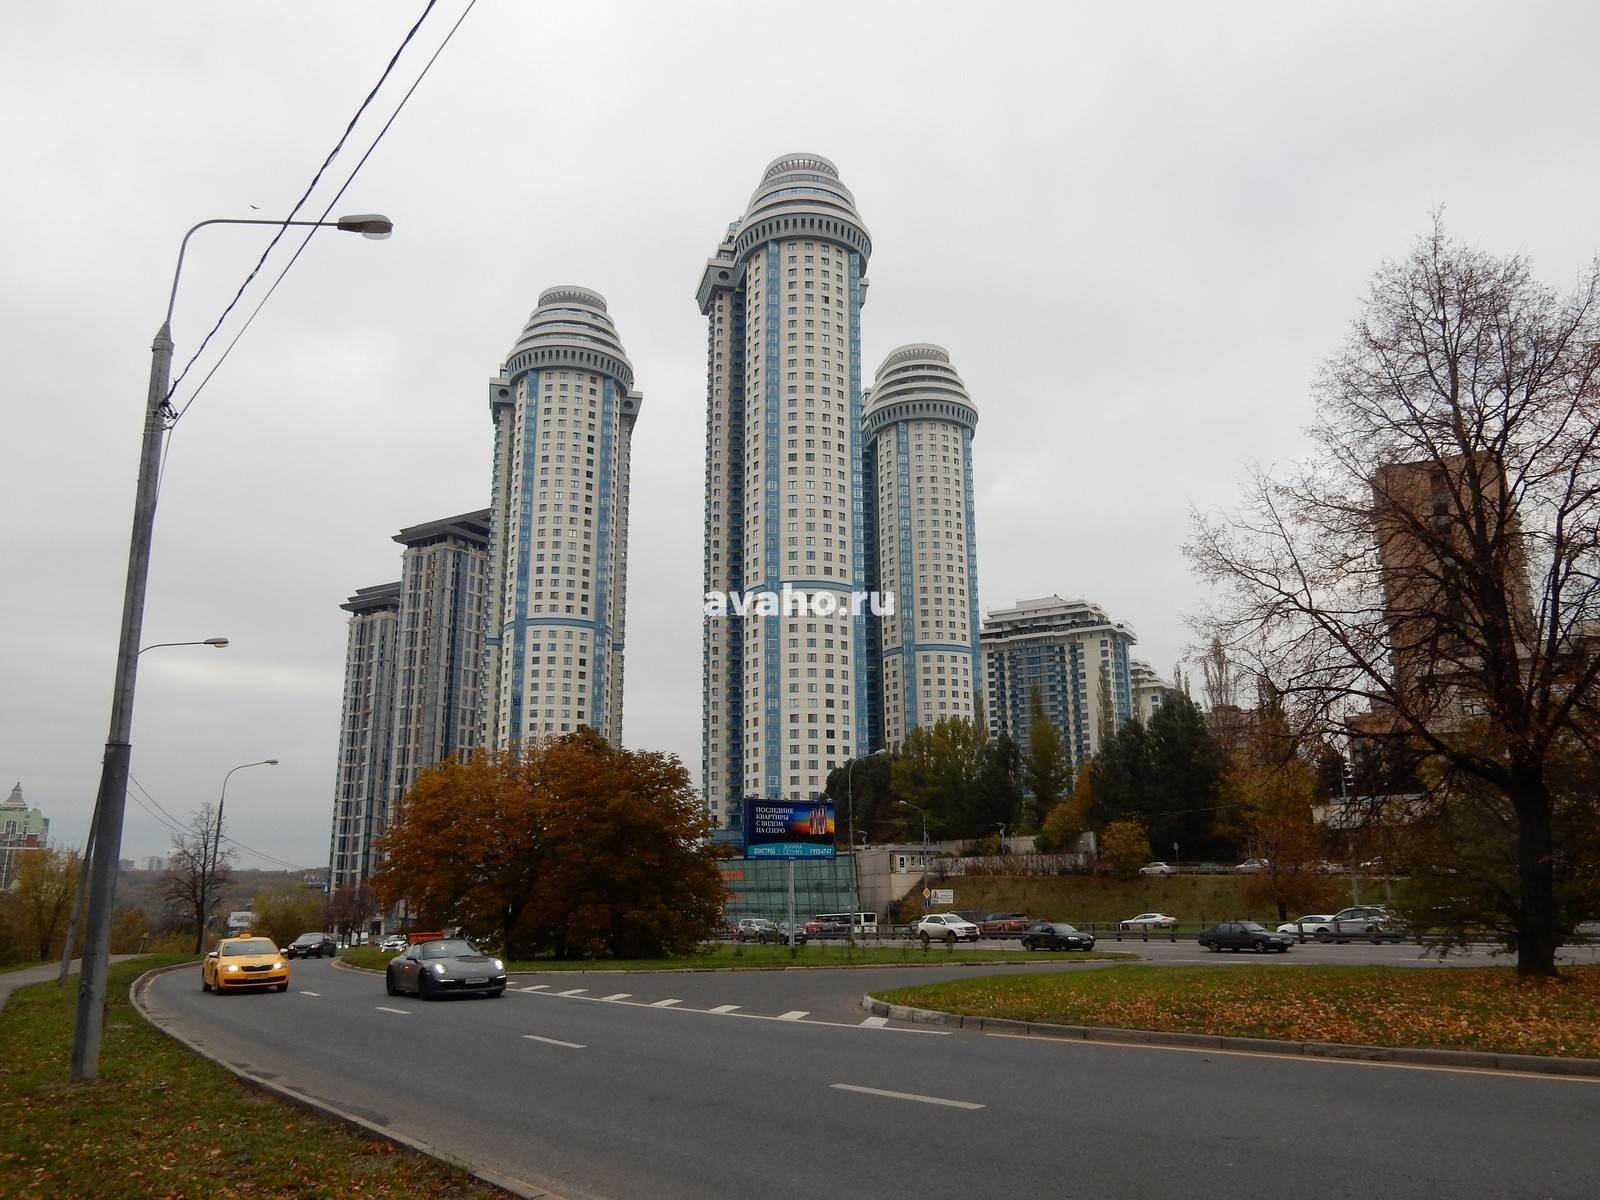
[708,1004,740,1013]
[523,1034,586,1049]
[831,1083,984,1109]
[375,1006,410,1015]
[776,1010,809,1021]
[651,998,682,1007]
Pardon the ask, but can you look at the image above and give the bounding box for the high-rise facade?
[863,344,982,748]
[0,782,49,890]
[485,287,642,748]
[328,509,489,893]
[698,154,873,824]
[982,596,1138,769]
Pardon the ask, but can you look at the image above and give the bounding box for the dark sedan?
[385,937,508,999]
[1020,921,1097,951]
[281,932,337,959]
[1197,920,1293,953]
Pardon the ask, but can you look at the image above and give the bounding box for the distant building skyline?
[0,781,49,890]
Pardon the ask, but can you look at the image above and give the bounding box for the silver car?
[385,937,507,999]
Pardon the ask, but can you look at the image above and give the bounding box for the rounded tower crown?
[504,285,634,389]
[729,152,871,264]
[863,344,977,439]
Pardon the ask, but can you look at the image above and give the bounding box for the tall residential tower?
[863,345,982,748]
[485,287,642,748]
[699,154,873,824]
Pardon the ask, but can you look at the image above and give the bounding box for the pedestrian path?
[0,956,141,1015]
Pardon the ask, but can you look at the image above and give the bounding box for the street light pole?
[197,759,277,953]
[71,212,391,1082]
[898,800,929,911]
[58,638,230,985]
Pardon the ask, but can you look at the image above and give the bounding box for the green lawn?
[875,963,1600,1058]
[0,956,503,1198]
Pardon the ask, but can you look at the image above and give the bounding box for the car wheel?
[417,972,433,1001]
[1257,942,1269,953]
[201,974,211,992]
[385,970,399,997]
[277,982,289,992]
[1203,940,1217,952]
[1315,930,1333,943]
[212,978,225,995]
[919,932,931,947]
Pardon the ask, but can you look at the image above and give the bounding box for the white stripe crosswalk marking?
[859,1016,889,1027]
[556,988,588,996]
[521,984,549,991]
[777,1010,809,1020]
[651,998,682,1007]
[708,1004,740,1013]
[601,993,632,1001]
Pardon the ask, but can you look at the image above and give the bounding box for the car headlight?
[492,959,505,971]
[275,961,287,969]
[224,964,240,972]
[431,963,447,975]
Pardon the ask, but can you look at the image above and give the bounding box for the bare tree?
[1188,220,1600,976]
[160,803,236,953]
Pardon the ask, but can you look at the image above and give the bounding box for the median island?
[872,964,1600,1060]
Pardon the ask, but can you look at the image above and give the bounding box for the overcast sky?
[4,1,1599,872]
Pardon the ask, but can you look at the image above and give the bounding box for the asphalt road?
[143,953,1599,1200]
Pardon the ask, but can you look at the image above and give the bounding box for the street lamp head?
[204,637,229,648]
[263,759,279,766]
[335,213,393,240]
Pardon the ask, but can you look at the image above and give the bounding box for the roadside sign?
[931,889,954,904]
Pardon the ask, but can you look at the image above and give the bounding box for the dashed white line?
[777,1010,809,1021]
[708,1004,740,1013]
[601,993,632,1001]
[831,1083,984,1109]
[375,1006,409,1015]
[859,1016,889,1027]
[651,998,682,1007]
[299,991,321,997]
[523,1034,585,1049]
[520,984,549,992]
[556,988,589,996]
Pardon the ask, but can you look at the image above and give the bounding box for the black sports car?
[385,937,508,999]
[1020,921,1096,951]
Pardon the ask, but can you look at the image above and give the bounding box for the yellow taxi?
[202,935,291,994]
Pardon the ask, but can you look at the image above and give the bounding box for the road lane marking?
[831,1083,984,1109]
[516,989,950,1033]
[777,1010,809,1020]
[375,1006,409,1015]
[556,988,589,996]
[708,1004,740,1013]
[521,984,549,992]
[523,1034,585,1049]
[651,998,682,1007]
[299,991,321,997]
[859,1016,889,1027]
[601,993,633,1001]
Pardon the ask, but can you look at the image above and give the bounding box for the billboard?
[743,798,837,859]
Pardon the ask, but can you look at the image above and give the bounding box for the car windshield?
[419,939,480,959]
[295,933,322,943]
[1238,922,1268,932]
[222,939,277,956]
[1054,923,1079,933]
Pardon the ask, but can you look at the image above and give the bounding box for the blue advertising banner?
[743,798,836,859]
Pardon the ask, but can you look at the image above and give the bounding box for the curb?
[130,963,569,1199]
[859,994,1600,1078]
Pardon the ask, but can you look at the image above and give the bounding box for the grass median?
[0,955,504,1198]
[341,941,1131,973]
[874,963,1600,1058]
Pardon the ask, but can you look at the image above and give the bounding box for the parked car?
[735,918,779,943]
[1020,921,1096,951]
[385,937,507,999]
[1198,920,1294,953]
[806,920,852,940]
[774,921,810,945]
[1276,915,1335,937]
[379,935,409,952]
[1187,861,1231,875]
[1120,912,1179,931]
[1233,858,1271,874]
[202,936,289,994]
[1139,861,1176,877]
[980,912,1031,935]
[1323,906,1405,943]
[912,913,981,943]
[281,932,337,959]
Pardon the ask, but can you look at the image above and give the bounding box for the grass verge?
[874,963,1600,1058]
[340,942,1131,973]
[0,956,504,1198]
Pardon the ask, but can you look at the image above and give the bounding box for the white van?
[814,911,878,936]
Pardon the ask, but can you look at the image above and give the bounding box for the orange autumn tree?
[376,730,728,959]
